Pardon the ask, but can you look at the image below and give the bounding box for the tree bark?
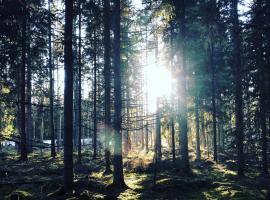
[209,33,217,162]
[64,0,74,192]
[123,83,130,155]
[77,0,82,164]
[93,30,97,160]
[171,117,175,164]
[103,0,112,173]
[176,0,190,173]
[145,122,149,153]
[231,0,244,176]
[156,98,162,161]
[112,0,126,188]
[201,104,206,149]
[253,0,268,175]
[195,94,201,160]
[141,126,145,150]
[20,0,28,161]
[48,0,56,158]
[26,34,33,153]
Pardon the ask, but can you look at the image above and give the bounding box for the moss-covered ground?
[0,149,268,199]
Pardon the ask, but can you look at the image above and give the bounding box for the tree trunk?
[77,0,82,164]
[112,0,126,188]
[141,127,145,150]
[57,112,62,152]
[176,0,190,173]
[259,31,269,176]
[145,122,149,153]
[20,0,28,161]
[195,94,201,160]
[63,0,74,192]
[41,109,44,142]
[72,13,78,151]
[208,133,211,153]
[169,23,176,164]
[171,117,175,164]
[154,33,162,160]
[93,30,97,160]
[56,59,61,152]
[156,98,162,161]
[26,37,33,153]
[209,34,217,162]
[103,0,112,174]
[48,0,56,158]
[201,107,206,149]
[123,83,130,155]
[73,63,78,151]
[219,119,224,152]
[254,0,268,175]
[231,0,244,176]
[0,107,2,151]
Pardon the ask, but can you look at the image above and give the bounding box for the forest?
[0,0,270,199]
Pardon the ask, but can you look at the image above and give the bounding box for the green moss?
[0,152,268,200]
[9,190,33,199]
[125,172,151,190]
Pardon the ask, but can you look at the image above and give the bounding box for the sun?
[144,60,172,113]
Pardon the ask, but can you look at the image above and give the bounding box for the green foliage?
[1,111,16,140]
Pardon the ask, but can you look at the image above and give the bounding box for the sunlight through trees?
[0,0,270,199]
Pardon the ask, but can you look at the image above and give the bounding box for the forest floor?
[0,149,269,200]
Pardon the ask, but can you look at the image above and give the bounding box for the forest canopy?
[0,0,270,199]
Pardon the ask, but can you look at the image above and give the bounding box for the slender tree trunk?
[72,14,78,151]
[156,98,162,161]
[93,30,97,160]
[103,0,112,174]
[48,0,56,158]
[231,0,244,176]
[112,0,126,188]
[254,0,268,175]
[135,96,139,148]
[0,106,2,151]
[123,83,130,155]
[153,120,158,186]
[20,0,28,161]
[0,107,1,142]
[64,0,74,192]
[207,130,210,158]
[26,39,33,153]
[169,23,176,164]
[56,59,61,152]
[57,112,61,152]
[176,0,190,173]
[77,0,82,164]
[171,117,175,164]
[151,124,154,149]
[195,95,201,160]
[145,122,149,153]
[88,100,91,146]
[73,66,78,151]
[142,126,145,150]
[154,34,162,160]
[201,108,206,149]
[41,109,44,142]
[259,40,269,175]
[33,121,35,140]
[122,12,130,156]
[219,119,224,152]
[209,36,217,162]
